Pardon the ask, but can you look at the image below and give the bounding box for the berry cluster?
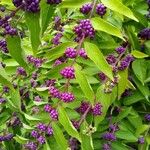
[24,142,37,150]
[65,47,77,58]
[0,97,7,104]
[145,114,150,121]
[17,67,27,76]
[0,39,8,53]
[92,103,102,116]
[138,28,150,40]
[47,0,62,5]
[96,3,107,17]
[73,19,95,42]
[27,55,45,68]
[0,133,14,142]
[52,33,63,45]
[80,3,92,14]
[60,66,75,79]
[79,48,88,59]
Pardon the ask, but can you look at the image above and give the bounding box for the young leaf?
[46,42,77,61]
[58,106,81,142]
[25,12,41,55]
[24,113,41,121]
[117,69,128,99]
[13,135,29,144]
[6,36,28,70]
[84,42,113,80]
[91,17,123,40]
[52,122,68,150]
[40,1,55,34]
[75,64,95,104]
[101,0,138,21]
[131,50,149,59]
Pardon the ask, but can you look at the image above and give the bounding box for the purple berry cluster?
[77,101,91,114]
[80,3,92,14]
[27,55,45,68]
[92,102,102,116]
[49,86,60,98]
[106,54,116,65]
[13,0,40,13]
[138,28,150,40]
[0,133,14,142]
[17,67,27,76]
[138,137,145,144]
[96,3,107,17]
[73,19,95,42]
[52,33,63,45]
[79,48,88,59]
[44,104,58,120]
[34,96,42,102]
[71,120,80,129]
[115,46,126,54]
[60,66,75,79]
[102,132,116,141]
[24,142,37,150]
[98,72,107,81]
[0,40,8,53]
[47,0,62,5]
[102,143,111,150]
[60,92,75,103]
[0,97,7,104]
[145,114,150,121]
[65,47,77,58]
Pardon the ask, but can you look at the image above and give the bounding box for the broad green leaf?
[132,59,147,85]
[116,130,138,142]
[112,142,129,150]
[131,50,149,58]
[52,122,68,150]
[101,0,138,21]
[0,67,14,89]
[6,36,28,70]
[75,64,95,104]
[25,12,41,55]
[46,42,77,60]
[91,17,123,39]
[118,69,128,99]
[44,140,51,150]
[40,1,55,34]
[84,42,113,80]
[58,106,81,142]
[24,113,41,121]
[136,125,149,136]
[13,135,29,144]
[59,0,90,8]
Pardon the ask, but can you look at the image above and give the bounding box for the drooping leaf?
[6,36,28,70]
[75,64,95,104]
[91,17,123,40]
[84,42,113,80]
[131,50,149,59]
[101,0,138,21]
[25,12,41,55]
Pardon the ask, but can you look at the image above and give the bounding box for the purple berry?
[53,59,63,66]
[138,28,150,40]
[0,39,8,53]
[145,114,150,121]
[109,124,119,132]
[17,67,27,76]
[65,47,77,58]
[37,135,45,144]
[96,3,107,17]
[0,97,7,104]
[3,86,9,93]
[115,46,126,54]
[92,103,102,116]
[79,48,88,59]
[44,104,52,113]
[106,54,116,65]
[13,0,23,7]
[37,123,47,132]
[46,126,53,136]
[102,143,111,150]
[69,138,79,150]
[60,67,75,79]
[138,137,145,144]
[3,133,14,141]
[77,101,91,114]
[49,86,60,98]
[60,92,75,103]
[98,72,107,81]
[103,132,116,141]
[52,33,63,45]
[34,96,42,102]
[80,3,92,14]
[49,108,58,120]
[24,142,37,150]
[31,130,39,138]
[71,120,80,129]
[47,0,62,5]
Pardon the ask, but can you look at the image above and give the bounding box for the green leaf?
[136,124,149,136]
[91,17,123,40]
[58,106,81,142]
[131,50,149,58]
[111,142,129,150]
[84,42,113,80]
[59,0,90,8]
[6,36,28,70]
[40,1,55,34]
[101,0,138,21]
[25,12,41,55]
[13,135,29,144]
[0,67,14,89]
[46,42,77,60]
[116,130,138,142]
[24,113,41,121]
[52,122,68,150]
[117,69,128,99]
[132,59,147,85]
[75,64,95,104]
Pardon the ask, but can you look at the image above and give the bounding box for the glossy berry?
[98,72,107,81]
[52,33,63,45]
[74,19,95,42]
[49,86,60,98]
[106,54,116,65]
[77,101,91,114]
[109,124,119,132]
[31,130,39,138]
[37,136,45,144]
[47,0,62,4]
[60,67,75,79]
[138,137,145,144]
[49,108,58,120]
[44,104,52,113]
[96,3,107,17]
[103,132,116,141]
[65,47,77,58]
[79,48,88,59]
[60,92,75,103]
[12,0,23,7]
[138,28,150,40]
[37,123,47,132]
[145,114,150,121]
[0,97,7,104]
[80,3,92,14]
[24,142,37,150]
[0,39,8,53]
[116,46,126,54]
[102,143,111,150]
[92,103,102,116]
